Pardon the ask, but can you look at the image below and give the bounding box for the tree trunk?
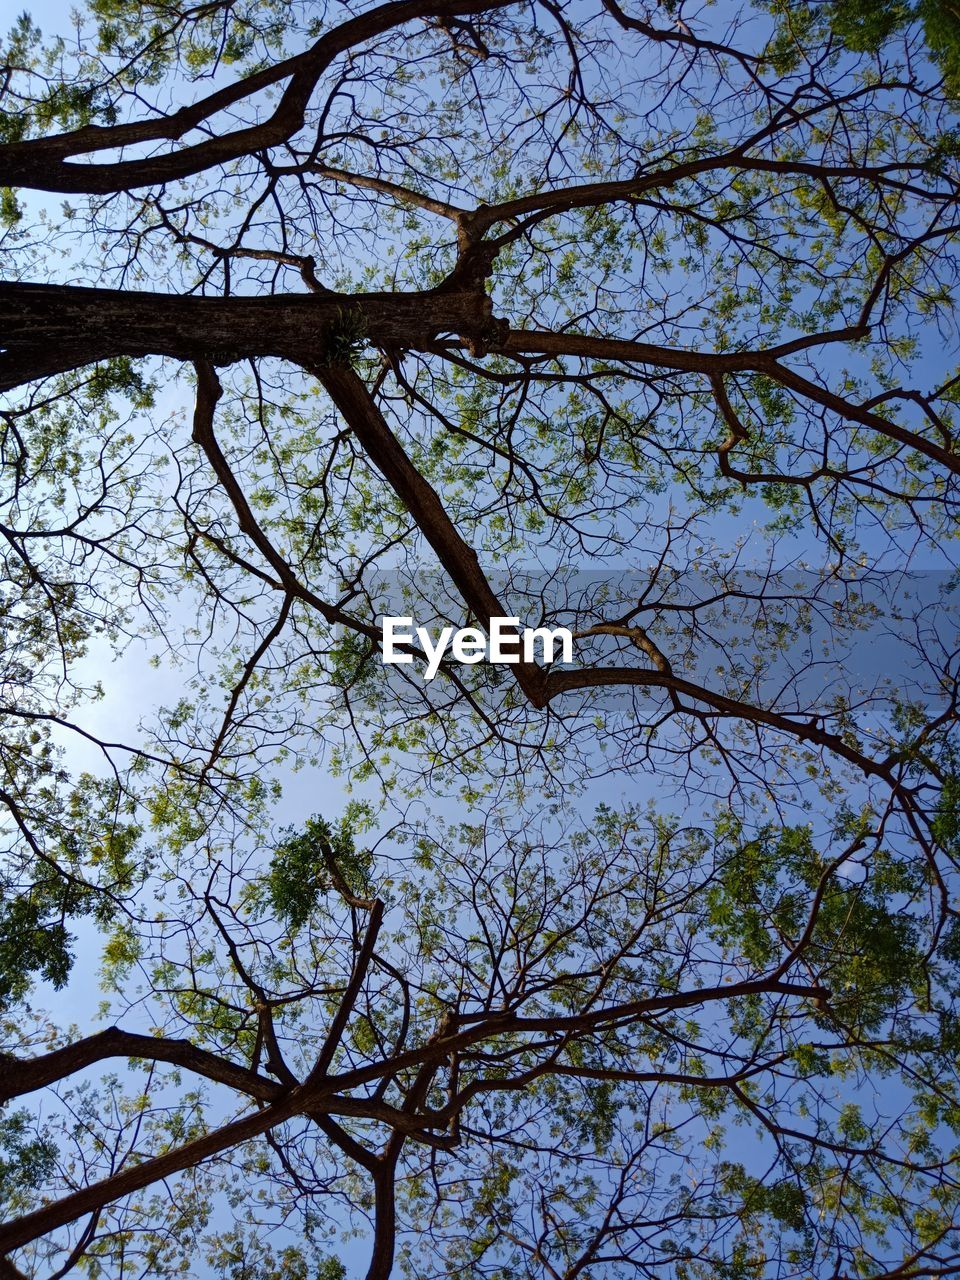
[0,282,502,391]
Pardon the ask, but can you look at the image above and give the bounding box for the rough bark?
[0,283,501,392]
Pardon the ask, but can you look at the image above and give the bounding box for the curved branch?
[0,1027,283,1106]
[0,0,520,194]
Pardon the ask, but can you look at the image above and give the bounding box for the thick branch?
[0,1026,283,1105]
[543,664,894,785]
[0,0,518,194]
[0,282,496,393]
[0,1094,303,1254]
[0,973,823,1253]
[315,364,549,705]
[500,329,960,476]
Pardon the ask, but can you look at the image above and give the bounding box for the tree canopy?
[1,0,960,1276]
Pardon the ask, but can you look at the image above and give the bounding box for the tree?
[0,0,959,1275]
